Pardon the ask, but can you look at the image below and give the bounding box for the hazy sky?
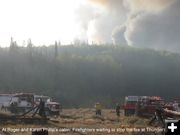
[0,0,180,53]
[0,0,86,47]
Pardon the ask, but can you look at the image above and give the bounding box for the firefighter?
[10,102,18,114]
[38,99,46,117]
[95,102,102,116]
[116,103,120,117]
[149,104,165,127]
[1,105,4,111]
[173,101,180,112]
[135,100,141,116]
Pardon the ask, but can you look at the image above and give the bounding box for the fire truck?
[0,94,13,109]
[0,93,61,116]
[34,95,61,116]
[123,96,168,117]
[124,96,139,116]
[137,96,165,117]
[9,93,34,114]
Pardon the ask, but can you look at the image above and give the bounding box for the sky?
[0,0,85,47]
[0,0,180,53]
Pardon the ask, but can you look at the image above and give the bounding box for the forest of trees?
[0,39,180,107]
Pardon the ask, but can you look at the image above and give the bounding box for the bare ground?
[0,109,164,135]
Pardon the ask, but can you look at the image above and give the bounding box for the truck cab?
[34,95,61,116]
[124,96,139,116]
[9,93,34,114]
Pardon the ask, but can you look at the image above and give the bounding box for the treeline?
[0,40,180,107]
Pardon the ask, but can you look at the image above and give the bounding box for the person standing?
[116,103,121,117]
[149,104,165,127]
[95,102,102,116]
[38,99,46,118]
[173,101,180,112]
[135,100,141,116]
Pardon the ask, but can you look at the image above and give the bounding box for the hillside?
[0,45,180,107]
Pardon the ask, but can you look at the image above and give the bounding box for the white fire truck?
[0,94,13,109]
[34,95,61,116]
[0,93,61,116]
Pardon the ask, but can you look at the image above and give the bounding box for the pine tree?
[27,39,33,63]
[54,41,58,59]
[9,37,18,54]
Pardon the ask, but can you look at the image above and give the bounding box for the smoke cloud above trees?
[76,0,180,52]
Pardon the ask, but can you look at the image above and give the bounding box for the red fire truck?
[137,96,165,117]
[124,96,168,117]
[124,96,139,116]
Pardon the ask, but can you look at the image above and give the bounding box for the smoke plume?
[124,0,179,52]
[76,0,180,52]
[76,0,127,44]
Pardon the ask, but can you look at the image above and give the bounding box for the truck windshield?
[125,101,137,105]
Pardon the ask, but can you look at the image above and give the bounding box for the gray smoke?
[124,0,180,52]
[76,0,180,52]
[75,4,97,41]
[76,0,127,44]
[112,25,126,45]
